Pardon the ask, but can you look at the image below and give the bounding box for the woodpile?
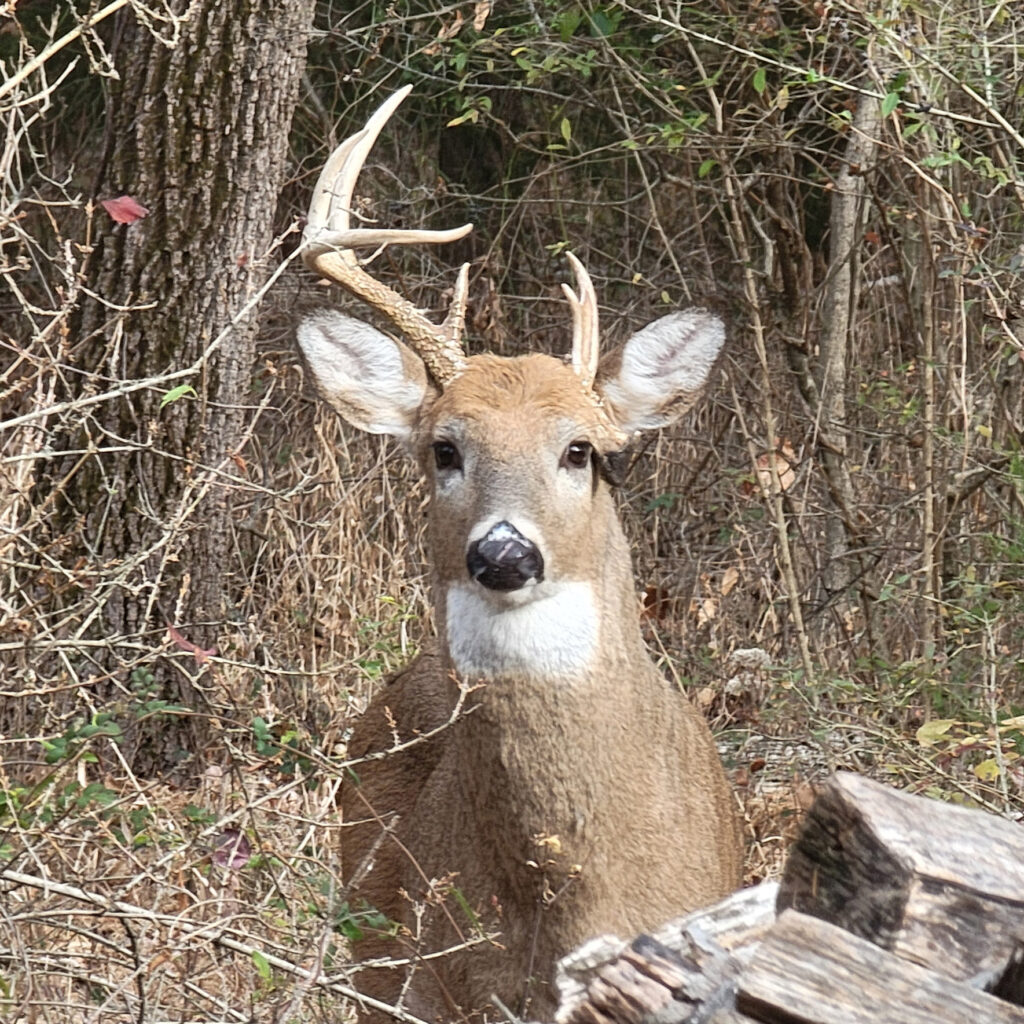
[556,773,1024,1024]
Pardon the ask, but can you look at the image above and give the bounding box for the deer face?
[418,353,622,679]
[423,354,616,593]
[296,86,726,678]
[297,309,725,679]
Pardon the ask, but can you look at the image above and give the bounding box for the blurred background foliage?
[287,0,1024,786]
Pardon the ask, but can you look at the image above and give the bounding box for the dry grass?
[4,1,1024,1020]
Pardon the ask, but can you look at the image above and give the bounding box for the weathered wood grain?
[555,882,778,1024]
[737,909,1024,1024]
[777,772,1024,984]
[556,774,1024,1024]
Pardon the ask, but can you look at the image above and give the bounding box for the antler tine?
[441,262,471,346]
[305,127,368,239]
[302,85,474,386]
[561,252,600,389]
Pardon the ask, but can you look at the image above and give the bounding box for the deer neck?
[434,508,653,889]
[430,497,670,928]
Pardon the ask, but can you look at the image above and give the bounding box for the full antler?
[302,86,602,389]
[301,85,472,385]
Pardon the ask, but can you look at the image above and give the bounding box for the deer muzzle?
[466,521,545,592]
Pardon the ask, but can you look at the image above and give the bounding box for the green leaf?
[41,738,68,765]
[451,886,483,932]
[646,493,679,512]
[77,782,119,808]
[446,109,478,128]
[881,91,900,117]
[251,949,272,982]
[974,758,1001,782]
[589,10,617,36]
[916,719,956,747]
[752,67,767,96]
[560,117,572,143]
[338,915,363,943]
[697,158,718,179]
[79,720,123,741]
[555,9,582,43]
[160,383,196,409]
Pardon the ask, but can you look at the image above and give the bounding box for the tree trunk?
[50,0,313,773]
[816,92,879,600]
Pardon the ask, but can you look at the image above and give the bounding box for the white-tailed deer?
[297,87,742,1023]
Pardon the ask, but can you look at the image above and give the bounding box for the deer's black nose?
[466,521,544,592]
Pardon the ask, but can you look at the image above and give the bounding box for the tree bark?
[50,0,313,772]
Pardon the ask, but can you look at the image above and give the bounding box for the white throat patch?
[445,581,599,680]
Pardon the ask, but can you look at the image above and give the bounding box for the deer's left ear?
[595,310,725,434]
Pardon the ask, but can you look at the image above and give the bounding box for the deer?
[296,86,743,1023]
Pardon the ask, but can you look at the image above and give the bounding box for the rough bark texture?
[55,0,313,771]
[816,92,879,598]
[555,882,778,1024]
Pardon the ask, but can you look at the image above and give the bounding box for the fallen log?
[555,882,778,1024]
[735,908,1024,1024]
[778,771,1024,988]
[555,772,1024,1024]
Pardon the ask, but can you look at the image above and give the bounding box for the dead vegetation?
[2,1,1023,1020]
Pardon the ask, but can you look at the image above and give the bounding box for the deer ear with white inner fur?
[296,310,430,442]
[596,310,725,435]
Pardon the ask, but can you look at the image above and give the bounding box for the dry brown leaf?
[755,440,796,494]
[721,565,740,596]
[690,596,717,627]
[438,10,464,40]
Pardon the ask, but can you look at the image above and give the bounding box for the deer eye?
[433,441,462,471]
[561,441,593,470]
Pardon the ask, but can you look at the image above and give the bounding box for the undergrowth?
[2,0,1023,1020]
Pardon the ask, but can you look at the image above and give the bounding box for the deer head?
[298,88,724,681]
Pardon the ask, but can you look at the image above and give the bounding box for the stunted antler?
[562,251,600,390]
[302,85,473,386]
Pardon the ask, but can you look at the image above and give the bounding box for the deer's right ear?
[297,310,429,442]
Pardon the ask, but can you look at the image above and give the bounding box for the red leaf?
[212,829,251,870]
[101,195,150,224]
[167,623,216,665]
